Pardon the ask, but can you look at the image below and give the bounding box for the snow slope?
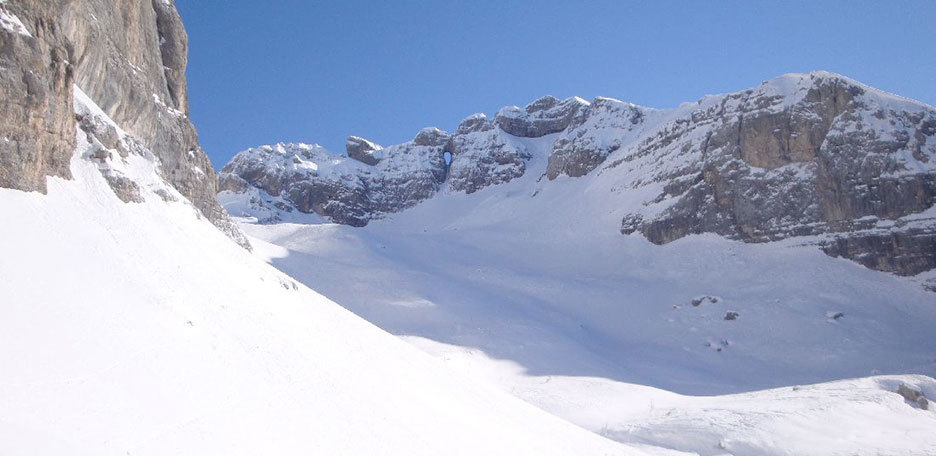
[234,130,936,455]
[0,90,662,455]
[406,337,936,456]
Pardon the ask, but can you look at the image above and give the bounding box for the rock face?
[448,114,531,194]
[600,73,936,276]
[0,1,74,193]
[346,136,383,166]
[221,72,936,277]
[221,140,447,226]
[546,97,649,179]
[220,117,543,224]
[495,96,588,138]
[0,0,247,247]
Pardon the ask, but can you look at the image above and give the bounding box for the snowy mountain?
[222,72,936,277]
[220,74,936,454]
[0,88,660,455]
[0,2,668,454]
[2,0,934,455]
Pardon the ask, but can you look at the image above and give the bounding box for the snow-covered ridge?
[222,71,936,276]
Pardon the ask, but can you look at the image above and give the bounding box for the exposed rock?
[76,107,143,203]
[448,116,530,194]
[821,226,936,276]
[62,0,245,247]
[346,136,383,165]
[151,0,188,112]
[455,113,494,135]
[724,311,740,321]
[413,127,450,147]
[691,296,720,307]
[153,188,176,202]
[607,72,936,275]
[495,96,588,138]
[101,171,144,203]
[0,1,74,193]
[897,383,929,410]
[219,172,250,193]
[77,112,123,154]
[220,72,936,276]
[222,111,548,223]
[220,141,446,226]
[0,0,248,248]
[547,97,648,179]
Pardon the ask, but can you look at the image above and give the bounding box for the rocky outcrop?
[221,72,936,276]
[346,136,383,165]
[220,140,447,226]
[546,97,648,179]
[606,73,936,275]
[0,0,247,248]
[821,224,936,276]
[221,114,545,224]
[448,114,531,194]
[495,96,588,138]
[897,383,930,410]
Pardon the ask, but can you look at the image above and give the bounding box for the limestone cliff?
[0,0,247,247]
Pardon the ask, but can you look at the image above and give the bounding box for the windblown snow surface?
[229,116,936,453]
[0,90,667,455]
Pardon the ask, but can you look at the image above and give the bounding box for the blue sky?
[175,0,936,169]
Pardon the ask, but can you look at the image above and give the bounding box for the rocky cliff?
[219,96,584,224]
[220,72,936,277]
[0,0,247,247]
[589,73,936,276]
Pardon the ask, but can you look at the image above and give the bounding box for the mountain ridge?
[220,71,936,277]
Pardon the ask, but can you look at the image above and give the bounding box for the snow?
[405,337,936,456]
[0,89,659,456]
[462,112,486,121]
[232,110,936,454]
[219,184,327,224]
[152,93,185,118]
[0,6,31,37]
[496,95,590,121]
[224,142,376,185]
[5,73,930,455]
[74,86,126,135]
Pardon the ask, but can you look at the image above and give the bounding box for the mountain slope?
[236,147,936,394]
[0,88,662,455]
[229,121,936,454]
[222,72,936,277]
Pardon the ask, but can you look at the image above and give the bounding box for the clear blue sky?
[175,0,936,169]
